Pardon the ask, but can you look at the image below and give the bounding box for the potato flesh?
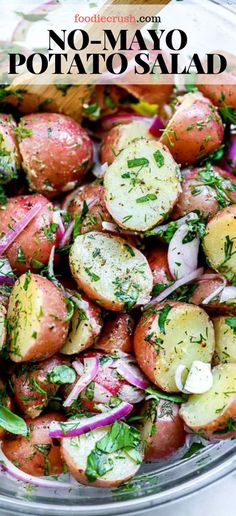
[179,364,236,427]
[203,208,236,284]
[0,306,6,351]
[8,274,42,361]
[69,231,153,309]
[213,316,236,364]
[112,121,153,153]
[150,305,214,391]
[61,307,95,355]
[104,139,181,231]
[62,425,140,483]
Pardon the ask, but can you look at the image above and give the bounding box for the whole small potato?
[17,113,93,198]
[12,355,70,418]
[141,399,185,460]
[100,121,152,165]
[172,166,236,220]
[213,316,236,365]
[8,273,69,362]
[0,194,57,274]
[95,313,134,354]
[198,83,236,110]
[64,182,112,234]
[2,413,65,476]
[0,114,21,183]
[160,92,224,165]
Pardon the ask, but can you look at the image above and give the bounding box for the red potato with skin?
[0,194,57,274]
[17,113,93,198]
[95,313,135,354]
[190,271,236,315]
[145,245,172,290]
[12,355,70,418]
[141,399,185,460]
[7,273,69,362]
[0,114,21,183]
[100,121,152,165]
[120,84,173,107]
[2,413,65,476]
[179,364,236,438]
[134,301,215,392]
[63,182,112,234]
[160,92,224,165]
[172,166,236,220]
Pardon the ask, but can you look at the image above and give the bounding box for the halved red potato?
[141,399,185,460]
[213,316,236,364]
[61,422,143,487]
[7,273,69,362]
[160,92,224,165]
[2,412,65,476]
[120,84,173,107]
[61,294,102,355]
[134,302,215,392]
[172,166,236,220]
[95,313,134,354]
[0,113,21,183]
[69,231,153,311]
[63,182,112,234]
[104,139,181,232]
[0,194,57,274]
[145,245,172,293]
[203,205,236,284]
[12,355,70,418]
[100,121,152,165]
[0,303,6,351]
[179,363,236,436]
[17,113,93,198]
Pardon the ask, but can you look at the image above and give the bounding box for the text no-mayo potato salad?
[0,81,235,489]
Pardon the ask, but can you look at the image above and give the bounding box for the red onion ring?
[58,220,75,248]
[0,443,72,488]
[0,203,41,256]
[202,279,227,305]
[49,401,133,438]
[63,357,99,408]
[168,223,200,279]
[116,359,149,390]
[53,210,65,242]
[146,267,204,306]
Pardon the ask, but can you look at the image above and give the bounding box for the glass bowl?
[0,440,236,515]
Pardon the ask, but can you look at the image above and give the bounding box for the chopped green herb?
[182,442,205,459]
[145,386,188,403]
[47,365,76,385]
[127,157,149,168]
[84,267,100,282]
[136,193,157,203]
[157,304,172,334]
[153,150,164,167]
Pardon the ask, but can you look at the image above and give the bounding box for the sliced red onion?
[72,359,84,376]
[101,113,153,131]
[93,382,113,403]
[202,279,226,305]
[220,286,236,303]
[49,401,133,438]
[0,275,15,286]
[147,212,197,237]
[0,257,15,285]
[118,384,145,404]
[102,221,138,236]
[116,359,149,390]
[0,444,72,488]
[58,220,75,248]
[63,357,99,408]
[48,245,56,280]
[146,267,204,306]
[53,210,65,242]
[149,116,165,138]
[0,203,41,256]
[168,223,200,279]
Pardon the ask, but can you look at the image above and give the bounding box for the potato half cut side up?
[104,139,181,232]
[203,205,236,284]
[134,302,215,392]
[7,273,69,362]
[179,364,236,434]
[213,316,236,365]
[69,231,153,311]
[61,425,142,487]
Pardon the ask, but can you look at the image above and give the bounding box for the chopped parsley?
[153,150,164,167]
[136,193,157,203]
[84,267,100,282]
[157,304,172,334]
[225,317,236,334]
[127,157,149,168]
